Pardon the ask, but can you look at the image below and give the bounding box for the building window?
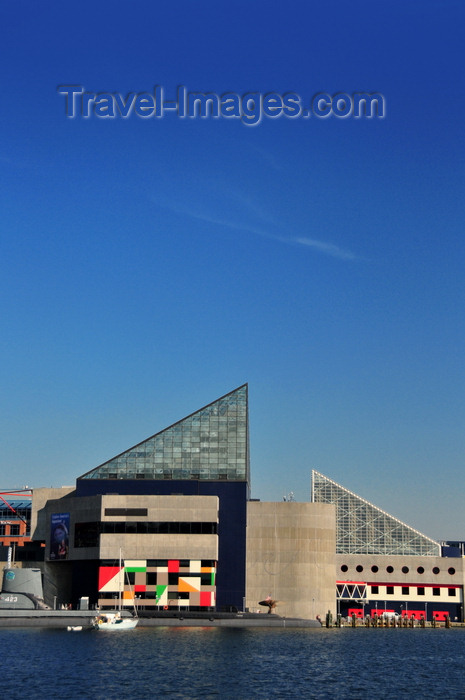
[371,586,379,594]
[10,524,20,536]
[402,587,409,595]
[417,587,425,595]
[433,588,440,596]
[0,525,5,536]
[432,567,440,575]
[386,566,394,574]
[147,559,168,567]
[401,566,409,574]
[100,521,217,535]
[448,588,456,597]
[417,566,424,574]
[356,565,363,573]
[386,586,394,595]
[448,568,456,576]
[75,523,100,548]
[104,508,148,516]
[340,565,348,572]
[371,565,379,573]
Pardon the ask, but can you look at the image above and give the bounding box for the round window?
[448,567,456,575]
[341,565,348,572]
[417,566,424,574]
[386,566,394,573]
[356,565,363,573]
[432,567,440,575]
[402,566,409,574]
[371,565,379,573]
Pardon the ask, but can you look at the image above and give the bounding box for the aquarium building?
[28,386,463,622]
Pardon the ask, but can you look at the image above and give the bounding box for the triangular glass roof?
[312,470,440,556]
[79,385,249,483]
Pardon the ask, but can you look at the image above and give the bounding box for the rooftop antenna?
[283,491,295,502]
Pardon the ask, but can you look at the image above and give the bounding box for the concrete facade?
[34,492,219,609]
[246,501,336,620]
[31,486,75,541]
[336,554,465,619]
[39,493,219,563]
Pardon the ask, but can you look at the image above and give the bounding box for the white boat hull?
[93,614,138,631]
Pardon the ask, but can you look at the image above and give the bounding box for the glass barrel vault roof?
[79,385,249,483]
[312,470,440,556]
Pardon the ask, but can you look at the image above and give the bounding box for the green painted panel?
[156,584,167,599]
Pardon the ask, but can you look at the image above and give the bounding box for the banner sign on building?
[50,513,70,560]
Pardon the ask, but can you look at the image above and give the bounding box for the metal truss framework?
[336,582,367,600]
[312,470,440,556]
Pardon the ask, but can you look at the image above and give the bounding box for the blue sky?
[1,0,464,540]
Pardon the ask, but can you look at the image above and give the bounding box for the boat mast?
[119,549,122,611]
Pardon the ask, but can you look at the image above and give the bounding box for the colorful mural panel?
[98,559,217,609]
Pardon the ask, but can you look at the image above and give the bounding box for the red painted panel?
[168,560,179,572]
[98,566,120,591]
[370,609,397,617]
[401,610,424,619]
[348,608,364,618]
[134,585,146,592]
[433,611,449,621]
[200,592,211,607]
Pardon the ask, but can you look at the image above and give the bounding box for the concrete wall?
[39,494,101,561]
[246,502,336,620]
[31,487,75,541]
[99,494,219,561]
[39,493,219,562]
[336,554,465,587]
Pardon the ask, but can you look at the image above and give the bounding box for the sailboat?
[93,551,139,631]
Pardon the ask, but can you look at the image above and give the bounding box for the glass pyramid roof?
[79,385,249,483]
[312,470,440,556]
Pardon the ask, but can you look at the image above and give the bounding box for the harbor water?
[3,626,465,699]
